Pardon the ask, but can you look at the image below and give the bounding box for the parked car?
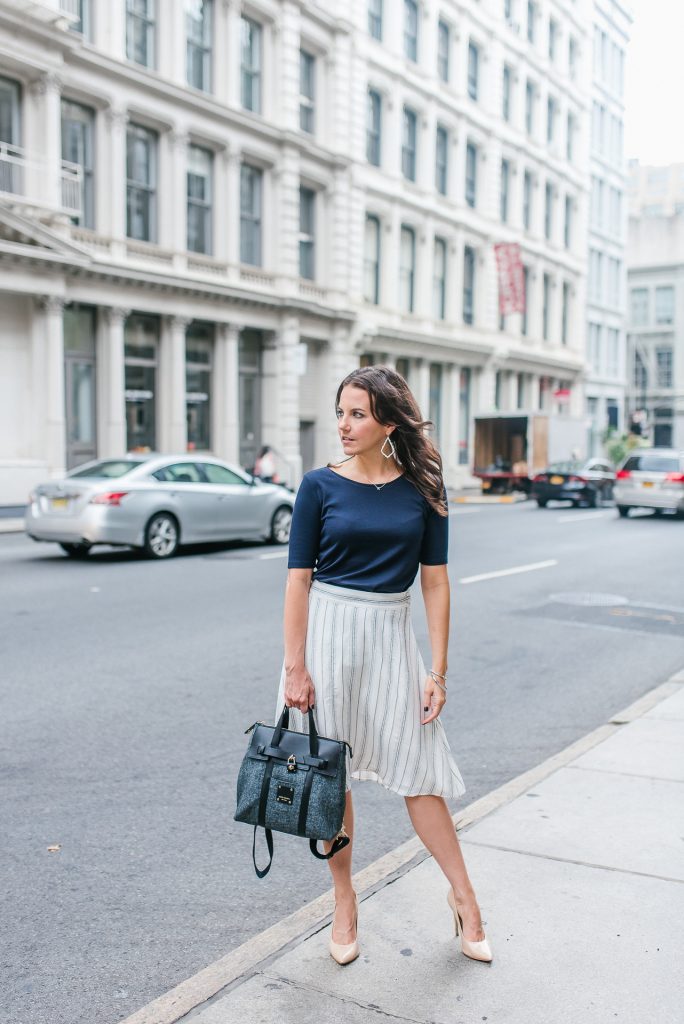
[25,455,296,559]
[613,447,684,517]
[531,458,616,508]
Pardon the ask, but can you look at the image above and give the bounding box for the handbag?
[234,704,352,878]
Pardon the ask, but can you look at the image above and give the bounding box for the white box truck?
[473,412,587,495]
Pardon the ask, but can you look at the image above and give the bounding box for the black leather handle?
[272,704,319,758]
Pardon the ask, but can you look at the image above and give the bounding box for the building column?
[38,297,67,477]
[213,322,240,462]
[272,314,302,486]
[100,307,128,456]
[27,74,62,213]
[441,362,460,488]
[478,361,497,413]
[105,107,128,256]
[414,358,431,419]
[160,316,189,453]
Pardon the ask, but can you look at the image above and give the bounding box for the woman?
[253,445,276,483]
[275,366,492,966]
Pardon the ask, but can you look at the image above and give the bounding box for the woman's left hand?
[421,674,446,725]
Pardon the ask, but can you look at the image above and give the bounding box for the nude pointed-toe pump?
[329,893,359,965]
[446,889,493,963]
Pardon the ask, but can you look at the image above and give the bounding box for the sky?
[623,0,684,166]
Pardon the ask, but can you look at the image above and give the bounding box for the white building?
[626,211,684,449]
[584,0,631,457]
[628,160,684,218]
[0,0,594,505]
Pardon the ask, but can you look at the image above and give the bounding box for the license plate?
[550,475,564,485]
[51,497,68,509]
[642,481,654,488]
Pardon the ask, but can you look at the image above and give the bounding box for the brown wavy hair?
[330,365,448,517]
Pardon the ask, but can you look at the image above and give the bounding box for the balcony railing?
[0,142,82,219]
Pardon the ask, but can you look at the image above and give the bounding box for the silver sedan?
[25,454,295,559]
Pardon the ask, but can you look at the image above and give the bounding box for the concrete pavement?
[121,668,684,1024]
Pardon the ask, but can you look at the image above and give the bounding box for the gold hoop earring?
[381,435,396,459]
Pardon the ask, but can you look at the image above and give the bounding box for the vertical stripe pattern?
[274,580,466,799]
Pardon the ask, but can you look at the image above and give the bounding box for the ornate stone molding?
[29,72,62,97]
[37,295,65,315]
[103,306,131,326]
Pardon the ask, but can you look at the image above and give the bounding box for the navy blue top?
[287,466,448,593]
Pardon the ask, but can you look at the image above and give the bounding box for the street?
[2,502,684,1024]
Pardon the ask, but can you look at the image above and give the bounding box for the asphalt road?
[2,501,683,1024]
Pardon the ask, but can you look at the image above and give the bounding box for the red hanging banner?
[494,242,525,315]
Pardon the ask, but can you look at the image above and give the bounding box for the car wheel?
[586,489,598,508]
[270,505,293,544]
[144,512,180,559]
[59,542,92,558]
[617,505,630,518]
[536,499,548,508]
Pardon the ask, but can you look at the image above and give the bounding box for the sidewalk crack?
[260,971,452,1024]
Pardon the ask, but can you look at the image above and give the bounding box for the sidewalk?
[123,669,684,1024]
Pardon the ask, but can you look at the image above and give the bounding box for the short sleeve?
[419,488,448,565]
[287,472,322,568]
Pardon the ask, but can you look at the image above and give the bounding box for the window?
[564,194,572,249]
[655,286,674,324]
[467,42,479,100]
[299,50,315,134]
[299,186,315,280]
[186,322,213,451]
[433,237,447,320]
[399,225,415,313]
[368,0,382,40]
[527,1,536,44]
[437,20,450,82]
[63,0,90,38]
[523,169,532,229]
[525,79,535,135]
[521,266,529,335]
[240,163,262,265]
[607,328,619,377]
[544,181,554,240]
[568,36,577,80]
[548,18,558,61]
[630,288,648,326]
[516,371,525,409]
[633,350,647,389]
[502,65,512,121]
[542,272,551,340]
[546,95,557,144]
[435,124,448,195]
[607,257,620,307]
[566,111,575,161]
[61,99,94,228]
[402,106,417,182]
[494,370,502,410]
[367,89,381,166]
[364,214,380,304]
[126,0,155,68]
[463,245,475,324]
[126,124,157,242]
[561,281,570,345]
[186,0,212,92]
[187,144,213,255]
[656,347,673,388]
[465,142,477,208]
[589,249,603,303]
[241,17,262,113]
[504,0,513,18]
[404,0,418,61]
[500,158,510,222]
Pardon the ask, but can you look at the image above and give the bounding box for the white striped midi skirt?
[274,579,466,799]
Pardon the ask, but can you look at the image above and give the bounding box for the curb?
[119,668,684,1024]
[0,519,24,534]
[451,494,527,504]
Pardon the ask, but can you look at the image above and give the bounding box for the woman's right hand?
[284,666,316,713]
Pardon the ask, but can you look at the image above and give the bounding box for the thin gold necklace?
[351,456,400,491]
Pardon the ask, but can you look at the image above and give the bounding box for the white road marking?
[458,559,558,585]
[449,508,478,516]
[258,550,289,559]
[555,511,613,524]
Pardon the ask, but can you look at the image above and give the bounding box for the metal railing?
[0,142,82,218]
